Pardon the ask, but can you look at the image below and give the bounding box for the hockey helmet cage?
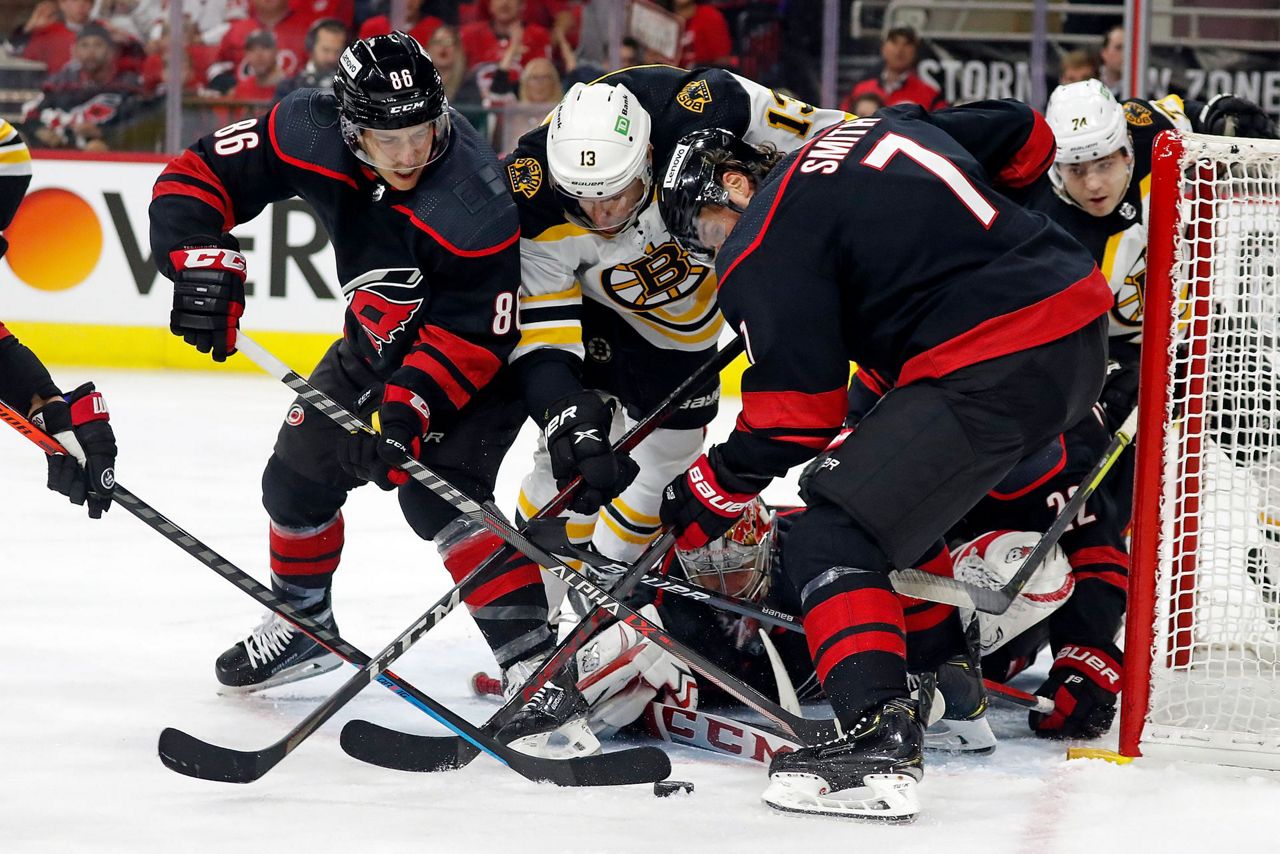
[676,497,774,600]
[547,82,654,231]
[1045,79,1133,196]
[658,128,760,262]
[334,31,451,170]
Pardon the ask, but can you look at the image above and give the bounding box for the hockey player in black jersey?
[0,122,116,518]
[502,67,848,607]
[149,33,589,756]
[657,102,1112,819]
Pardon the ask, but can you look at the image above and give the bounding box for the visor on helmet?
[341,111,451,172]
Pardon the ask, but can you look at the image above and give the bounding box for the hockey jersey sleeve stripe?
[995,108,1055,189]
[520,283,582,304]
[518,303,580,325]
[415,323,504,390]
[738,387,848,433]
[152,181,235,232]
[268,104,359,190]
[1069,545,1130,571]
[1073,569,1128,591]
[392,204,520,257]
[515,324,583,349]
[403,348,473,410]
[897,266,1112,387]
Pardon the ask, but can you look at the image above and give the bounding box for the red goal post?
[1120,129,1280,769]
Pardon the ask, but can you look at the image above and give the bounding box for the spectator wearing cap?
[841,26,947,112]
[12,0,99,75]
[1058,48,1100,85]
[275,17,347,100]
[231,30,284,101]
[211,0,311,92]
[21,22,143,150]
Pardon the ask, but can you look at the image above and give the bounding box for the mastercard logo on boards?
[5,187,104,291]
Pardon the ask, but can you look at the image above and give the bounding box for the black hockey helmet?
[334,31,451,170]
[658,128,763,262]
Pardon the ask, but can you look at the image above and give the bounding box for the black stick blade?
[531,746,671,788]
[158,727,283,783]
[340,719,480,772]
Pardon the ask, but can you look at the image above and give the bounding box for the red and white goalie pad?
[575,604,699,739]
[952,531,1075,655]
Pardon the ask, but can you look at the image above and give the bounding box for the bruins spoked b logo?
[600,241,709,310]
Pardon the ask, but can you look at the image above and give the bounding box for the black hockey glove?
[1097,359,1139,435]
[169,238,247,362]
[1029,642,1122,739]
[545,392,638,515]
[337,382,428,491]
[660,449,761,551]
[1198,94,1277,139]
[31,383,117,518]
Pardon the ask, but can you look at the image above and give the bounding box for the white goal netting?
[1139,132,1280,769]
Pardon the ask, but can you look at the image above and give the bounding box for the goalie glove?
[168,238,247,362]
[953,530,1075,656]
[1029,641,1122,739]
[31,383,117,518]
[575,604,698,739]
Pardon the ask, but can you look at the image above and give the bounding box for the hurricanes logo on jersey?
[343,268,424,356]
[507,157,543,198]
[1124,101,1154,127]
[600,241,710,310]
[676,80,714,114]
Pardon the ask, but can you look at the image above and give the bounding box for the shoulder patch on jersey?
[508,157,543,198]
[1124,101,1153,127]
[677,79,714,114]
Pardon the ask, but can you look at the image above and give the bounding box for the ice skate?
[214,611,342,693]
[762,698,924,822]
[495,656,601,759]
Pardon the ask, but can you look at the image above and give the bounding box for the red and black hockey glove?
[660,450,760,551]
[169,238,247,362]
[31,382,117,518]
[1029,641,1123,739]
[545,391,639,515]
[337,382,428,490]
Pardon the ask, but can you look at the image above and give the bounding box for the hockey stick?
[157,336,739,781]
[889,406,1140,615]
[233,333,843,747]
[0,399,668,787]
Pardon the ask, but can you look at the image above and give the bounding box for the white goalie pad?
[952,531,1075,655]
[575,604,699,738]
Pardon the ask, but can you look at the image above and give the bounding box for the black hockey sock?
[800,566,908,728]
[438,518,554,669]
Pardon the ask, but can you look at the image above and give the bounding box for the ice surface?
[1,369,1275,853]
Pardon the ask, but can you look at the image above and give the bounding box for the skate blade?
[924,717,997,754]
[215,653,343,695]
[762,773,920,822]
[507,718,603,760]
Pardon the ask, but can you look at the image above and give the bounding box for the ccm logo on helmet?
[389,100,425,114]
[689,468,751,514]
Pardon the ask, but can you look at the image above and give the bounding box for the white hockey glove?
[952,530,1074,656]
[574,604,699,739]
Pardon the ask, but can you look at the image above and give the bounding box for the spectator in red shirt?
[841,26,947,112]
[13,0,96,75]
[231,30,285,101]
[141,17,216,95]
[461,0,551,99]
[212,0,311,90]
[671,0,732,69]
[356,0,442,44]
[290,0,353,28]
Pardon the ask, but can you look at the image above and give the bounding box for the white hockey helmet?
[1045,80,1134,196]
[547,81,654,231]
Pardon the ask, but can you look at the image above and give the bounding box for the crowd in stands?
[0,0,1136,153]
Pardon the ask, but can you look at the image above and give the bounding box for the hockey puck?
[653,780,695,797]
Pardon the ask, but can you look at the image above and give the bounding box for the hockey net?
[1121,130,1280,769]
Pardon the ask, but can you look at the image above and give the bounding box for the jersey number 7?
[860,133,998,229]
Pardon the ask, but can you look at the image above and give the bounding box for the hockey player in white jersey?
[502,67,850,603]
